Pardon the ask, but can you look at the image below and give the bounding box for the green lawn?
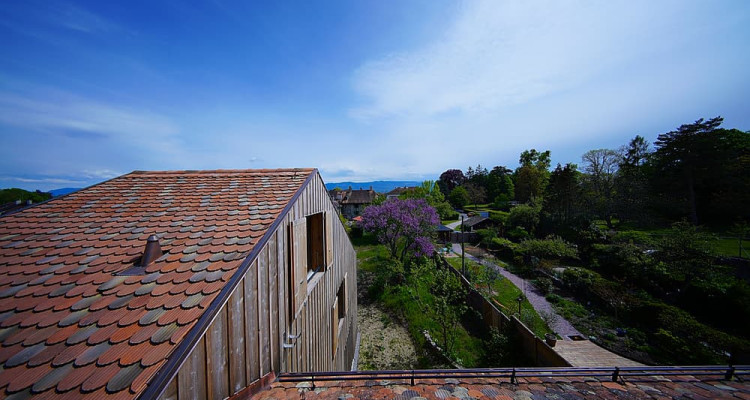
[714,237,750,258]
[445,256,552,338]
[595,220,749,258]
[355,240,486,367]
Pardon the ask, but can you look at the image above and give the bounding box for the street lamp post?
[461,215,466,276]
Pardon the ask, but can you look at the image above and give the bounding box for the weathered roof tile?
[0,169,313,398]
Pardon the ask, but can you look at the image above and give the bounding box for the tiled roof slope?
[0,169,314,398]
[251,373,750,399]
[341,189,374,205]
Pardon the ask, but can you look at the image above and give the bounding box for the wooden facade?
[157,172,357,400]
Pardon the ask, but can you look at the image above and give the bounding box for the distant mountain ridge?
[50,188,81,197]
[324,181,422,194]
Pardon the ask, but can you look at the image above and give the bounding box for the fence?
[437,255,570,367]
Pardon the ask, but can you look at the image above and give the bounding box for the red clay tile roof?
[251,368,750,399]
[0,168,314,398]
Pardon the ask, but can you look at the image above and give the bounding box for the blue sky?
[1,0,749,191]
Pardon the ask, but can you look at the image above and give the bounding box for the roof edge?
[138,168,318,399]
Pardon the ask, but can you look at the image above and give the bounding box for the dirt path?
[451,244,582,340]
[356,270,419,370]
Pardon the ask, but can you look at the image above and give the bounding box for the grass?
[595,219,749,258]
[714,237,750,258]
[355,238,487,367]
[445,256,552,338]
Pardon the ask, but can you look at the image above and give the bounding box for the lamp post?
[461,215,466,276]
[516,295,523,316]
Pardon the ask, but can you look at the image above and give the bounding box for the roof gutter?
[138,168,317,400]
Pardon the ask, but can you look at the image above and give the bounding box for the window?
[290,212,334,318]
[331,276,346,357]
[306,213,325,279]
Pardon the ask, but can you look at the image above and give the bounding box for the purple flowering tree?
[361,198,439,261]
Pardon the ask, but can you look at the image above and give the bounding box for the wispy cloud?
[2,176,84,185]
[350,0,685,119]
[52,3,120,34]
[0,87,179,145]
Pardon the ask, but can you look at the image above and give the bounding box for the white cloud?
[350,0,685,119]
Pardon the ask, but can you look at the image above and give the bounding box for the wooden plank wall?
[160,172,357,399]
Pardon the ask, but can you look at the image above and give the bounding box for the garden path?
[450,244,582,340]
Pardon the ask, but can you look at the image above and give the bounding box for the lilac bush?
[361,198,439,261]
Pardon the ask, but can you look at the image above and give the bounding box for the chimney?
[140,235,163,267]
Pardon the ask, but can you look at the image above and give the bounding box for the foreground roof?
[251,367,750,399]
[0,169,314,398]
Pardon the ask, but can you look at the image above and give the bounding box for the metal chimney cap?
[140,235,163,267]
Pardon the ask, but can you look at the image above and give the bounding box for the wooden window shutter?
[291,218,307,316]
[325,211,333,268]
[331,296,339,356]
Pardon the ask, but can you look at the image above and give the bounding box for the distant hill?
[50,188,81,197]
[325,181,422,194]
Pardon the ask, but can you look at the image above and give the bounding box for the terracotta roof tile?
[0,169,314,398]
[252,372,750,400]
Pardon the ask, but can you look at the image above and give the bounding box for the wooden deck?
[553,340,644,367]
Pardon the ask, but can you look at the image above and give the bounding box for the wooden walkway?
[553,340,644,367]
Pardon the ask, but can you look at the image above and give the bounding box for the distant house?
[385,186,417,200]
[462,215,491,232]
[338,186,376,219]
[0,169,358,399]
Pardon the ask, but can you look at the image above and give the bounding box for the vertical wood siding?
[162,172,357,399]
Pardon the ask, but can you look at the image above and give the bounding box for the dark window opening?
[306,212,325,280]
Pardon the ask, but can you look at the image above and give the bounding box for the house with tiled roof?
[337,187,376,219]
[0,169,358,399]
[385,186,417,200]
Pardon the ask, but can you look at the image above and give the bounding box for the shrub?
[507,227,530,241]
[612,230,656,246]
[517,235,578,261]
[490,237,517,258]
[534,277,554,295]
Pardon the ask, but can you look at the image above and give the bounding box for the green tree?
[544,163,581,225]
[655,221,724,292]
[581,149,620,228]
[514,149,551,203]
[429,267,467,357]
[401,180,456,220]
[508,201,541,235]
[448,186,470,209]
[487,166,514,205]
[652,117,722,224]
[615,135,652,225]
[463,182,487,210]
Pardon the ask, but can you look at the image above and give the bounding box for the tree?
[487,166,514,203]
[581,149,620,228]
[652,117,723,224]
[615,136,652,225]
[438,169,465,195]
[544,163,581,225]
[401,180,455,220]
[361,198,439,262]
[655,221,724,293]
[429,267,467,357]
[463,182,487,209]
[448,186,470,210]
[508,201,541,235]
[515,149,551,203]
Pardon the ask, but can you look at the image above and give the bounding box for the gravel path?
[356,270,419,370]
[451,244,581,340]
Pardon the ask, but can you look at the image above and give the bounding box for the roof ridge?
[128,168,315,176]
